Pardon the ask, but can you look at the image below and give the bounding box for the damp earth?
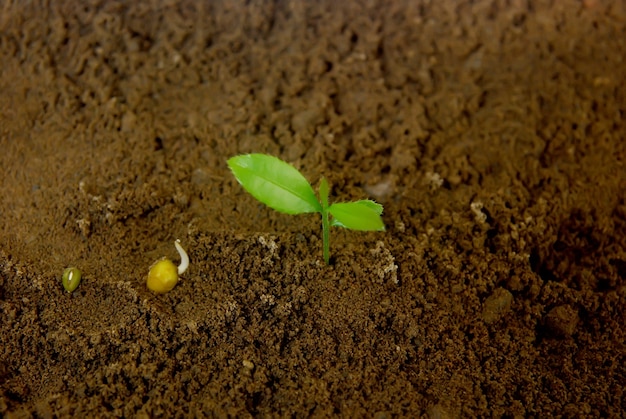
[1,1,624,417]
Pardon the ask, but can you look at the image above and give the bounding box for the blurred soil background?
[0,0,625,416]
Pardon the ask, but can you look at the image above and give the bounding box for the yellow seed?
[147,258,178,294]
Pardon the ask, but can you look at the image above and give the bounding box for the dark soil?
[1,0,625,417]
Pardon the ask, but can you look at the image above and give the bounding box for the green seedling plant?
[227,153,385,264]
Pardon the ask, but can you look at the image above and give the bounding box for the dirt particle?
[470,201,488,224]
[291,107,324,135]
[369,241,398,284]
[424,171,444,190]
[364,178,395,201]
[120,111,136,132]
[545,304,579,338]
[482,287,514,324]
[427,404,453,419]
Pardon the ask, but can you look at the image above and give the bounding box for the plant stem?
[321,207,330,265]
[319,178,330,265]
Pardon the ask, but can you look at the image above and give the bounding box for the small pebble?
[545,304,579,338]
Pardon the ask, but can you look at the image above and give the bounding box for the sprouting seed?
[62,267,82,293]
[146,240,189,294]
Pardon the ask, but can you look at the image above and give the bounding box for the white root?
[174,239,189,275]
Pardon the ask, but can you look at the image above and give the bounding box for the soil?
[1,0,625,417]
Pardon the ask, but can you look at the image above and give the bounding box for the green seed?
[62,267,82,293]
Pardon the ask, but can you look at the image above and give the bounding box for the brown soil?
[1,0,625,417]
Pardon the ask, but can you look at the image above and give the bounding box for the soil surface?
[1,0,625,417]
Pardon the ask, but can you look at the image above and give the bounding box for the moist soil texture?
[1,0,625,417]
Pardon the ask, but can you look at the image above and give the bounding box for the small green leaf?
[329,200,385,231]
[228,154,322,214]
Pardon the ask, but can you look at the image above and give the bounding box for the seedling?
[227,153,385,264]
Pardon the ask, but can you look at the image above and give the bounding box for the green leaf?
[329,200,385,231]
[228,154,322,214]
